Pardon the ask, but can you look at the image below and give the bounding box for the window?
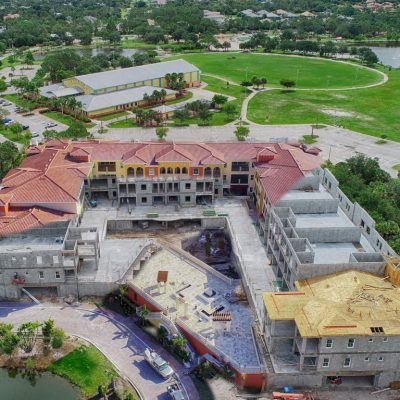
[36,256,42,265]
[53,256,59,264]
[370,327,385,334]
[55,271,61,279]
[368,338,374,343]
[111,178,116,184]
[378,356,384,362]
[250,175,254,181]
[185,196,191,202]
[361,219,365,228]
[141,197,147,204]
[383,337,388,342]
[193,168,199,175]
[366,226,371,235]
[141,184,146,191]
[322,358,330,368]
[343,358,351,368]
[149,168,155,176]
[22,257,27,262]
[11,257,16,262]
[39,271,44,279]
[347,338,355,348]
[326,339,333,348]
[364,357,370,362]
[185,183,191,189]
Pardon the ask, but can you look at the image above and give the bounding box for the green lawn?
[247,67,400,142]
[3,94,37,111]
[48,345,116,397]
[44,111,95,127]
[202,75,251,103]
[108,118,137,128]
[173,110,237,127]
[0,126,31,145]
[121,38,157,49]
[168,53,383,89]
[96,111,130,121]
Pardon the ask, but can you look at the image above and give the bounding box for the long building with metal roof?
[39,59,201,117]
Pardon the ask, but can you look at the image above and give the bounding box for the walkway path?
[0,302,199,400]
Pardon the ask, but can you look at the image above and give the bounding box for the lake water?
[33,47,143,61]
[0,368,80,400]
[364,43,400,68]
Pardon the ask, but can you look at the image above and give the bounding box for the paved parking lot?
[0,101,68,144]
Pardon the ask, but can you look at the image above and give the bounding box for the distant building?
[203,10,226,24]
[39,59,201,118]
[3,13,20,21]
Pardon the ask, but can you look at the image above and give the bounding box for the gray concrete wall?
[278,198,339,214]
[294,227,361,243]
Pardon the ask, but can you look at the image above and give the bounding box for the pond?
[359,42,400,68]
[0,368,80,400]
[33,47,144,61]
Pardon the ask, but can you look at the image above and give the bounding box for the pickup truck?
[144,348,174,379]
[167,384,184,400]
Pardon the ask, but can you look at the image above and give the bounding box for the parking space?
[0,99,68,144]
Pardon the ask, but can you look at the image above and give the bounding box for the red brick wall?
[178,323,266,391]
[127,287,161,312]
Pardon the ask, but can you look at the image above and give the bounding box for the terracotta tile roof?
[0,207,74,237]
[0,139,321,235]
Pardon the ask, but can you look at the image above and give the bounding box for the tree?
[42,319,55,346]
[155,126,168,141]
[24,51,34,67]
[174,108,190,125]
[17,322,41,353]
[280,79,296,90]
[212,94,228,109]
[0,79,7,93]
[0,141,24,179]
[43,129,59,140]
[0,331,20,356]
[9,123,23,137]
[198,108,212,125]
[235,126,250,141]
[222,103,238,120]
[51,327,65,349]
[222,41,231,51]
[119,56,133,68]
[138,305,148,326]
[64,122,89,139]
[260,77,267,88]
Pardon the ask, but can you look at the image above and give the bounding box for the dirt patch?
[0,337,80,370]
[321,108,355,117]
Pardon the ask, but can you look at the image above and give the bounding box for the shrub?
[51,328,65,349]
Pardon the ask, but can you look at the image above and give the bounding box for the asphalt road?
[0,302,198,400]
[93,124,400,177]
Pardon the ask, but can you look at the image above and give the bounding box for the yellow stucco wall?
[63,78,93,94]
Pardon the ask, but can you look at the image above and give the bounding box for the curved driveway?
[0,302,198,400]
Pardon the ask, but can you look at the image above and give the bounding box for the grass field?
[247,67,400,142]
[121,38,157,49]
[169,53,383,89]
[3,94,37,111]
[108,119,137,128]
[44,111,95,127]
[48,345,116,397]
[96,111,130,121]
[0,126,31,145]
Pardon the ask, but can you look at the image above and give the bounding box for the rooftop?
[70,59,200,91]
[130,247,262,369]
[76,86,176,112]
[263,270,400,337]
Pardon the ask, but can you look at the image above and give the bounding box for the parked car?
[2,117,12,124]
[30,132,40,138]
[45,121,57,128]
[144,348,174,379]
[22,124,29,130]
[2,102,12,106]
[167,384,184,400]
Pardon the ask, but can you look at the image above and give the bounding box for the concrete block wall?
[294,226,362,244]
[278,198,339,214]
[315,168,396,256]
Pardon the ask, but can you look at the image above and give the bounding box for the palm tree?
[164,73,171,88]
[143,93,150,105]
[160,89,167,104]
[260,77,267,89]
[74,100,83,120]
[138,305,148,326]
